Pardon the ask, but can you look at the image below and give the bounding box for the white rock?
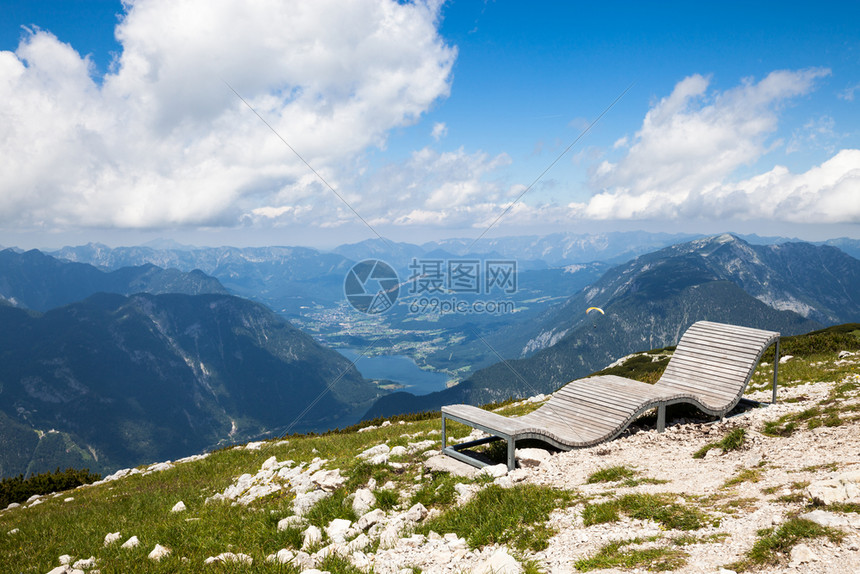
[350,550,372,570]
[516,448,550,467]
[806,468,860,505]
[8,528,20,535]
[72,557,96,569]
[370,453,390,465]
[407,440,436,453]
[148,544,171,561]
[356,508,386,530]
[423,454,478,478]
[292,551,315,570]
[314,542,347,561]
[146,462,174,473]
[171,501,187,513]
[6,503,21,510]
[294,490,331,516]
[381,421,392,427]
[266,548,294,564]
[390,445,408,457]
[261,456,279,471]
[359,444,390,459]
[405,502,428,523]
[64,497,74,503]
[790,543,818,564]
[59,555,73,565]
[378,520,404,549]
[838,350,855,359]
[473,547,523,574]
[800,509,852,527]
[352,488,376,515]
[120,535,139,549]
[203,552,253,565]
[325,518,352,544]
[104,532,121,545]
[454,482,478,504]
[277,515,308,531]
[311,469,345,492]
[245,441,264,450]
[508,468,529,483]
[480,463,508,479]
[29,499,43,507]
[302,525,323,549]
[347,533,371,552]
[494,476,514,488]
[46,567,70,574]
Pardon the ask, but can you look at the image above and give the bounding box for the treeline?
[0,467,101,508]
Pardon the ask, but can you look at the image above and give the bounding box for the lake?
[336,349,450,395]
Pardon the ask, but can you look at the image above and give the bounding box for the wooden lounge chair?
[441,321,780,470]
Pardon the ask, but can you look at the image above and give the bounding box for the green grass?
[0,414,452,573]
[693,427,746,458]
[586,466,637,484]
[722,467,764,489]
[574,537,687,572]
[581,493,714,531]
[727,517,845,571]
[419,484,574,551]
[584,465,668,488]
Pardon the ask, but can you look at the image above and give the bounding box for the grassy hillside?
[1,325,857,573]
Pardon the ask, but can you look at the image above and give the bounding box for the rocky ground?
[20,367,860,574]
[523,376,860,573]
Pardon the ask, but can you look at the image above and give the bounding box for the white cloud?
[595,69,830,196]
[572,149,860,224]
[0,0,455,231]
[838,82,860,101]
[431,121,448,141]
[572,69,860,224]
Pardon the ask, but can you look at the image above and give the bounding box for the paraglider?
[586,306,604,329]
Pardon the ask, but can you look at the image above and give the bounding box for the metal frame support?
[656,404,666,432]
[440,412,517,470]
[772,338,780,404]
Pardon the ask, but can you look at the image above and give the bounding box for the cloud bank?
[572,69,860,224]
[0,1,857,240]
[0,0,455,230]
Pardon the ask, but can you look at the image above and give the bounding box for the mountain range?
[364,234,858,419]
[0,248,226,311]
[0,254,385,478]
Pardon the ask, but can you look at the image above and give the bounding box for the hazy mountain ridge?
[50,244,355,317]
[423,230,701,265]
[0,248,227,312]
[0,292,383,479]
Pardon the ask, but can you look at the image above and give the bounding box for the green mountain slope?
[0,293,384,478]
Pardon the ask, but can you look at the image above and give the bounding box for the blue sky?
[1,0,858,249]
